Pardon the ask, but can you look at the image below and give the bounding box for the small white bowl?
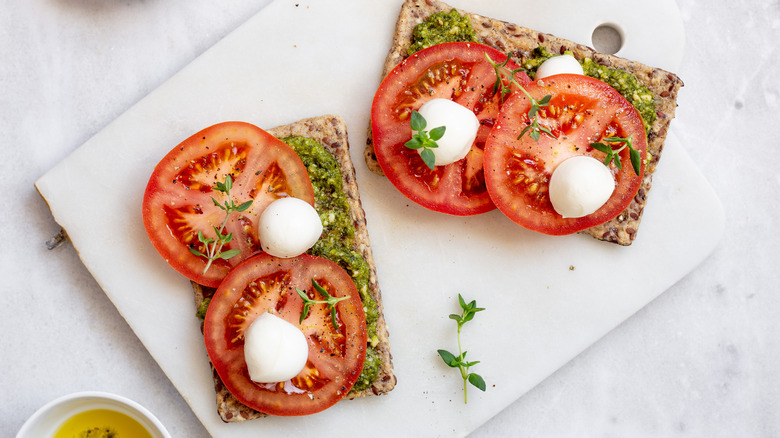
[16,391,171,438]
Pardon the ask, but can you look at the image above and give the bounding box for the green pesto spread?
[409,12,656,131]
[407,9,476,55]
[352,346,381,391]
[521,47,656,131]
[280,136,381,393]
[196,297,211,320]
[580,57,656,131]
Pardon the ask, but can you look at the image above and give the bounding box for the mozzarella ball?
[535,54,584,80]
[416,98,480,166]
[244,312,309,383]
[548,155,615,218]
[258,197,322,258]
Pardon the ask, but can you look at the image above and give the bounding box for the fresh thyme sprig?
[296,279,350,330]
[485,53,556,141]
[590,136,641,175]
[188,174,253,274]
[405,110,445,170]
[438,293,486,404]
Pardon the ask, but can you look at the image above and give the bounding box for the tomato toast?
[365,0,683,245]
[146,115,395,421]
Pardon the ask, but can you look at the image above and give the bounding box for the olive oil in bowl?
[54,408,152,438]
[17,392,169,438]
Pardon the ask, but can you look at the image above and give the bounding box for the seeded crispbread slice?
[365,0,684,245]
[193,115,395,422]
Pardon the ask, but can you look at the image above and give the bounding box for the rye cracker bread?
[365,0,684,245]
[193,115,396,422]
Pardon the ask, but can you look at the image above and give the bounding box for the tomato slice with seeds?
[371,42,530,216]
[484,74,647,235]
[142,122,315,288]
[204,253,367,416]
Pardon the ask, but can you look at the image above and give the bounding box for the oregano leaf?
[405,137,423,149]
[429,125,446,141]
[420,148,436,170]
[410,110,426,131]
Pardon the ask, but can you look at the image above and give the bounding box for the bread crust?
[365,0,684,245]
[193,115,395,422]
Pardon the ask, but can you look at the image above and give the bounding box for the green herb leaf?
[405,137,423,149]
[235,200,253,212]
[468,373,487,392]
[439,293,487,403]
[330,308,339,331]
[589,136,641,176]
[518,125,532,140]
[196,230,213,245]
[301,303,311,323]
[188,247,206,257]
[438,349,460,367]
[420,148,436,170]
[218,249,241,260]
[214,175,231,193]
[410,110,427,131]
[405,110,444,170]
[486,53,556,142]
[189,174,254,275]
[613,153,623,170]
[312,279,331,299]
[295,287,311,323]
[543,123,556,137]
[429,126,446,142]
[630,147,642,175]
[296,280,349,330]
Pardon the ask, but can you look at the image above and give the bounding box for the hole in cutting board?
[591,23,623,54]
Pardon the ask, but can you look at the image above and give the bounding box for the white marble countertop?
[2,0,778,436]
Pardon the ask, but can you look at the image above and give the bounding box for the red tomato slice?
[371,42,530,216]
[484,74,647,235]
[142,122,315,288]
[204,253,367,416]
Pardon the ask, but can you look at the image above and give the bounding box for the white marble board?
[34,0,723,436]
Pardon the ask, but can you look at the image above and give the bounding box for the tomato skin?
[142,122,315,288]
[484,74,647,235]
[371,42,530,216]
[203,253,367,417]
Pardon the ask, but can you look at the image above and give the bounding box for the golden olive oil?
[53,408,152,438]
